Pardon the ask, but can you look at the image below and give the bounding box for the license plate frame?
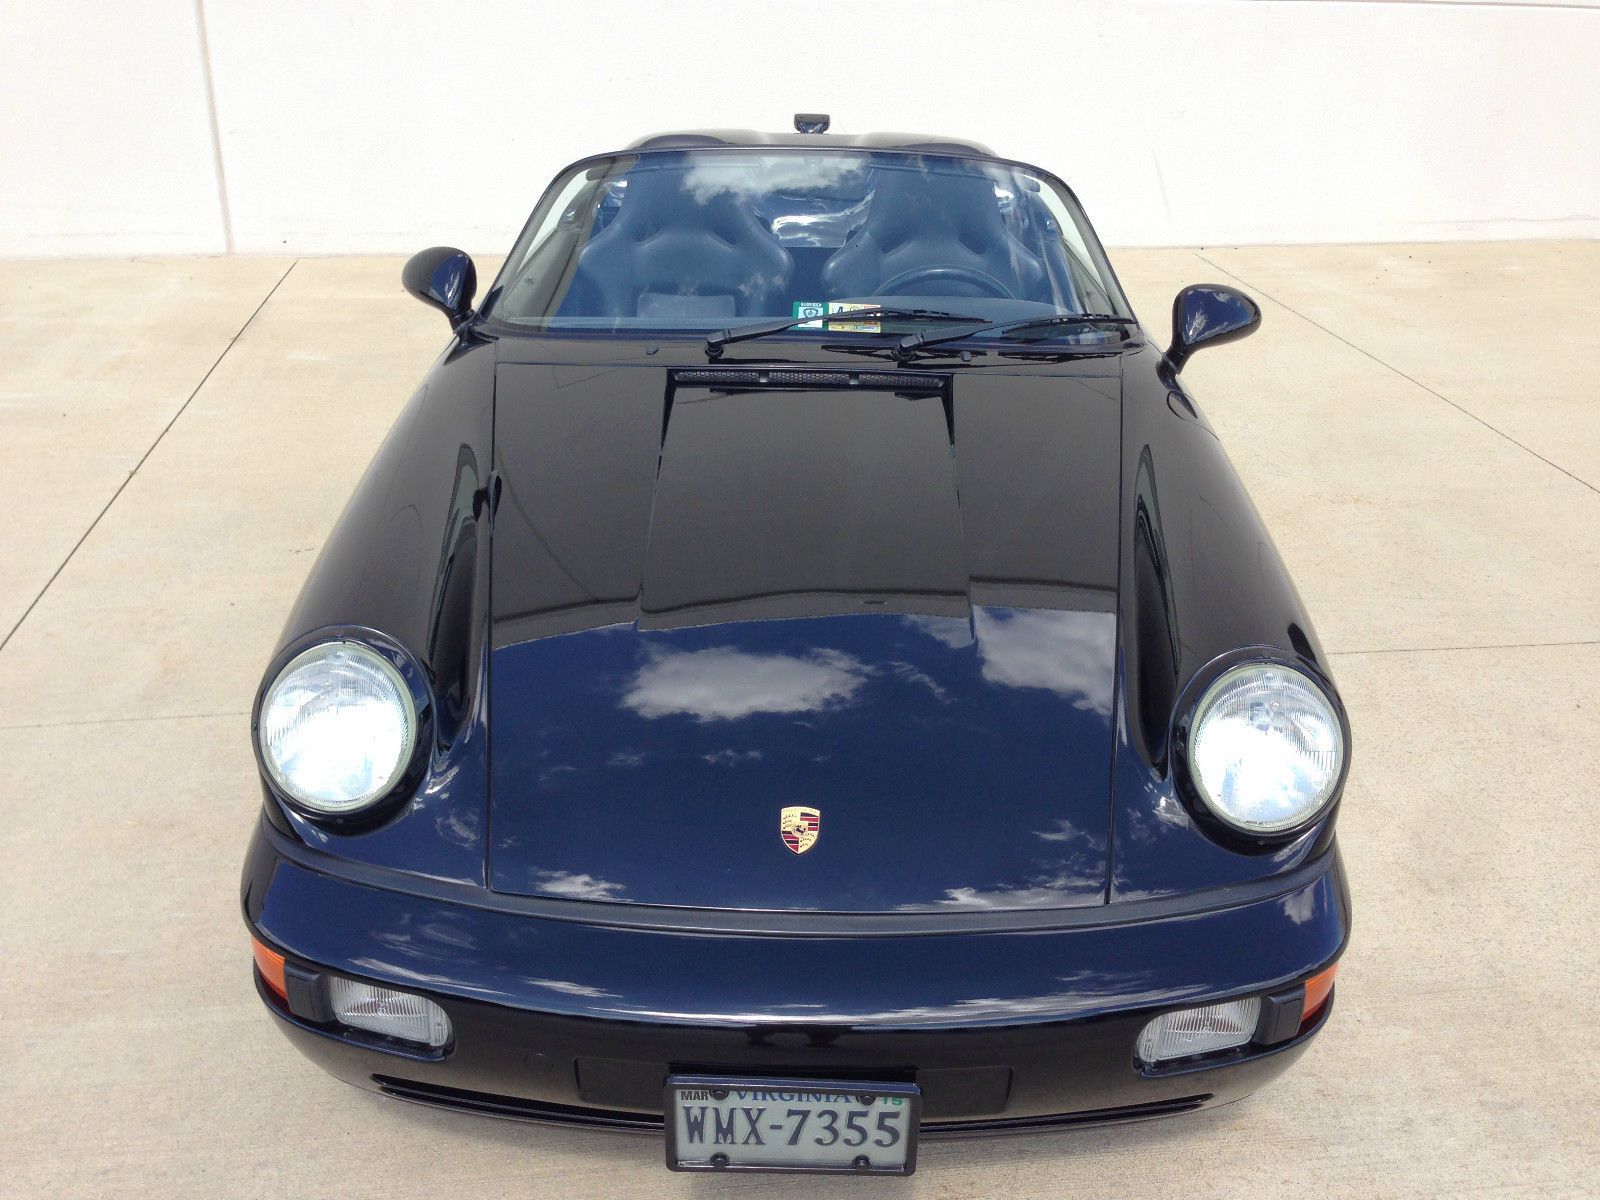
[664,1075,921,1176]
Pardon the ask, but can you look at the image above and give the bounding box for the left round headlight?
[1186,662,1345,836]
[258,640,418,816]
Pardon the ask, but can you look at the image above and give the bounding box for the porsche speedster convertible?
[243,117,1351,1176]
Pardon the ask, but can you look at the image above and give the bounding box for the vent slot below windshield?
[671,368,945,394]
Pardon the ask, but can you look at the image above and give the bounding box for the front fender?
[1111,345,1342,900]
[257,338,498,885]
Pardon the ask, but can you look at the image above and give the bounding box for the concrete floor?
[2,243,1597,1198]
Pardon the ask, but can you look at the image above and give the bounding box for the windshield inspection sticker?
[823,301,880,333]
[789,300,881,333]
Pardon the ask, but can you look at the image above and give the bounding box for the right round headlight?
[1187,662,1345,835]
[257,640,418,816]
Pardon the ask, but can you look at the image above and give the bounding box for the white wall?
[0,0,227,255]
[3,0,1598,256]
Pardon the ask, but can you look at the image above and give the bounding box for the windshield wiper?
[894,313,1138,361]
[706,307,990,358]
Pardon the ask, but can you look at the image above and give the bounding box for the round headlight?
[258,641,418,815]
[1187,663,1344,835]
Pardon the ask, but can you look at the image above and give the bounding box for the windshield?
[481,149,1132,342]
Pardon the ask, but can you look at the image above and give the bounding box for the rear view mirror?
[403,247,477,331]
[1167,284,1261,374]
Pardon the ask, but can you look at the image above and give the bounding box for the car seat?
[821,164,1047,302]
[562,166,794,320]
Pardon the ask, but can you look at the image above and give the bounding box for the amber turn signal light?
[1302,964,1337,1026]
[252,936,288,1002]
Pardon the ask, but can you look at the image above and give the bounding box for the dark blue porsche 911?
[243,116,1350,1176]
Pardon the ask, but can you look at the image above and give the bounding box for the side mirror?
[1166,284,1261,374]
[402,247,477,331]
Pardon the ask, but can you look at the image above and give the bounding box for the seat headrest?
[864,167,1010,253]
[608,167,765,245]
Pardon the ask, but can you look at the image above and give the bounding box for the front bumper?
[243,820,1350,1131]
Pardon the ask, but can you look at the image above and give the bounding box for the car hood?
[486,359,1124,912]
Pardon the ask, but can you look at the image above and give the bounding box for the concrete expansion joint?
[1190,251,1600,500]
[0,260,299,656]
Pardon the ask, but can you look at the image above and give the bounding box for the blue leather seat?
[562,167,794,320]
[822,166,1047,302]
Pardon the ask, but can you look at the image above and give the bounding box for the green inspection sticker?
[792,301,826,320]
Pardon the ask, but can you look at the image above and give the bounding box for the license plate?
[665,1075,920,1175]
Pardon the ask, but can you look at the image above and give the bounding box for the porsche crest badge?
[779,806,821,855]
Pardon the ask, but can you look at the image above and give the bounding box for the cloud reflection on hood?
[623,647,869,722]
[533,870,627,901]
[972,609,1115,713]
[905,608,1115,714]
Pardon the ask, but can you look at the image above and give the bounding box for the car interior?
[492,152,1114,325]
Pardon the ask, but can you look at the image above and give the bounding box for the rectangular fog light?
[1136,997,1261,1065]
[328,977,452,1048]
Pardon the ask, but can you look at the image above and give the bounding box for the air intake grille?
[673,369,944,392]
[372,1076,1211,1135]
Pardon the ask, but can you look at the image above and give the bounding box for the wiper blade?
[895,313,1138,361]
[706,307,990,357]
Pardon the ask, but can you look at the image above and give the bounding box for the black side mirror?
[1167,284,1261,374]
[402,247,477,332]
